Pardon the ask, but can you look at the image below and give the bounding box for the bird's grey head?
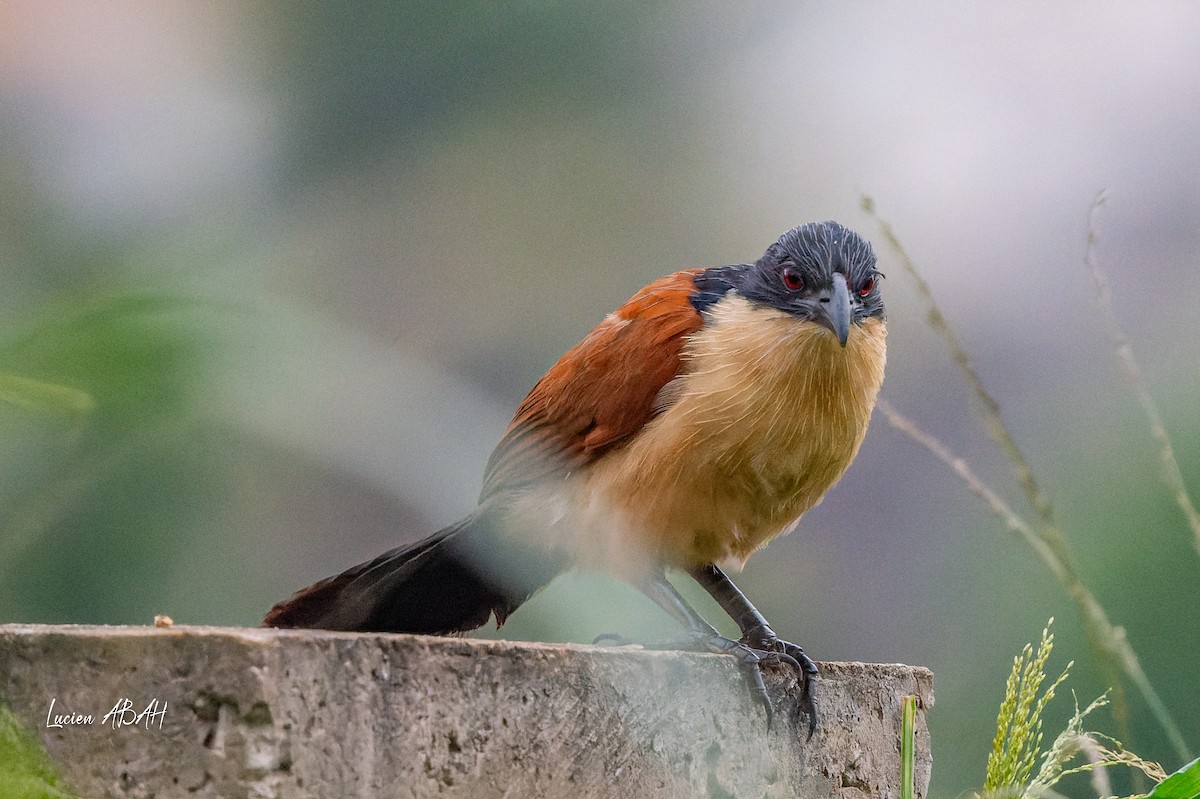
[738,221,884,345]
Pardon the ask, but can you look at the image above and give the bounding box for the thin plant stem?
[902,695,917,799]
[877,400,1055,572]
[1083,190,1200,559]
[860,197,1054,525]
[877,400,1189,762]
[862,196,1190,761]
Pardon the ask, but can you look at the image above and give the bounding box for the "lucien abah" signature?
[45,697,167,731]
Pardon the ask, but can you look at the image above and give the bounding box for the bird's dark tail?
[263,511,562,634]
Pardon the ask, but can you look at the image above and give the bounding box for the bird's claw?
[739,624,819,737]
[592,628,818,736]
[650,631,808,732]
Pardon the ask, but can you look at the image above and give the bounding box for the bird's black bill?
[815,272,852,347]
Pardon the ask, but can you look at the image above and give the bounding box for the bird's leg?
[688,564,819,736]
[597,569,801,727]
[590,572,716,644]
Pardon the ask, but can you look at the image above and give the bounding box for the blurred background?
[1,2,1197,795]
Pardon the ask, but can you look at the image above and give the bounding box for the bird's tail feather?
[263,512,562,634]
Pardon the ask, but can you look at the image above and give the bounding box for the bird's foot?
[739,623,819,737]
[594,630,802,730]
[699,632,807,730]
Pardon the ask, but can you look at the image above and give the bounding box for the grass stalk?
[878,399,1189,763]
[985,622,1072,795]
[863,197,1191,761]
[980,624,1170,799]
[1082,190,1200,559]
[860,197,1054,525]
[902,695,918,799]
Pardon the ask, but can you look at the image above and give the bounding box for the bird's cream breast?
[576,295,887,572]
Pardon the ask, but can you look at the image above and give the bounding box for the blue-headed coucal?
[264,220,886,733]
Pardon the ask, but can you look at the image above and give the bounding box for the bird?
[264,220,887,733]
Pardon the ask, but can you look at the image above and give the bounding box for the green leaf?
[0,371,95,417]
[1145,757,1200,799]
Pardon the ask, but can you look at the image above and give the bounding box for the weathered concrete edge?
[0,624,933,799]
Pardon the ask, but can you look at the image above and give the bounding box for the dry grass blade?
[1083,190,1200,559]
[1027,693,1167,799]
[878,397,1190,760]
[863,196,1190,760]
[877,398,1189,761]
[860,197,1054,524]
[876,400,1061,576]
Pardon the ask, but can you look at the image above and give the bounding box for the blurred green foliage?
[0,296,229,623]
[270,2,667,177]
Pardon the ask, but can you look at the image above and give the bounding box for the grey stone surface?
[0,625,932,798]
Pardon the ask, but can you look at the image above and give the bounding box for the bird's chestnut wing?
[480,269,704,501]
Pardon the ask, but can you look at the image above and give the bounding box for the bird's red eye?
[858,277,875,296]
[782,267,804,291]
